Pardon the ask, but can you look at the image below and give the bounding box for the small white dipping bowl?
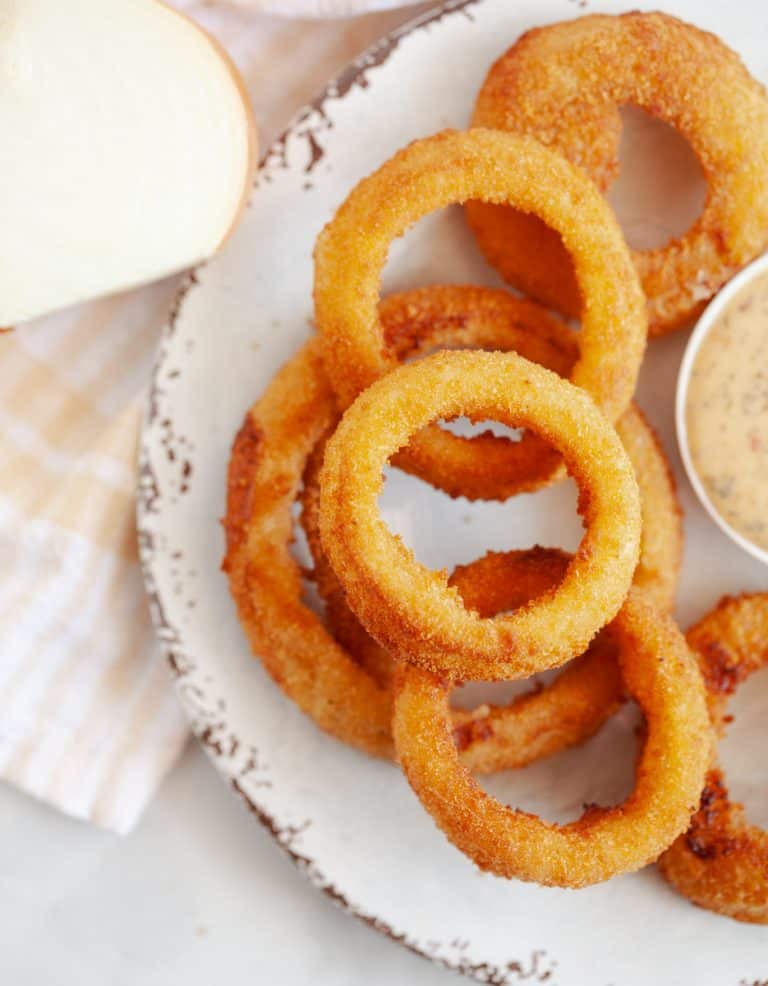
[676,251,768,567]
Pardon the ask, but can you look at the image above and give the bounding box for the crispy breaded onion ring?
[468,11,768,335]
[304,446,624,770]
[314,128,646,499]
[658,594,768,923]
[302,283,578,686]
[318,349,641,680]
[393,589,712,888]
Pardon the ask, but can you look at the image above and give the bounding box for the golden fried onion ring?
[302,283,680,770]
[314,128,646,498]
[658,594,768,923]
[318,349,641,680]
[393,589,712,888]
[468,11,768,336]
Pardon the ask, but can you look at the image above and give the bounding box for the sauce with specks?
[686,270,768,552]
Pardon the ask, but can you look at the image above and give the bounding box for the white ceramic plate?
[138,2,768,981]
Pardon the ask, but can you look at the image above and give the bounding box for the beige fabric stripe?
[0,544,113,708]
[40,613,153,808]
[1,339,107,449]
[89,651,176,827]
[84,324,159,408]
[0,557,64,656]
[0,456,137,554]
[44,296,124,365]
[87,401,141,464]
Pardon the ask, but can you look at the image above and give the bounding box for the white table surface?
[0,741,454,985]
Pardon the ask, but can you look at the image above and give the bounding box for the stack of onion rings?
[225,286,681,770]
[658,594,768,924]
[223,347,628,771]
[222,74,745,895]
[318,348,641,680]
[392,588,711,888]
[314,128,646,499]
[467,11,768,336]
[300,280,680,706]
[298,285,682,771]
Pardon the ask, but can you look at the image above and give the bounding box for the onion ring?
[303,283,578,687]
[392,588,712,887]
[318,348,641,680]
[467,11,768,336]
[658,594,768,923]
[314,128,646,499]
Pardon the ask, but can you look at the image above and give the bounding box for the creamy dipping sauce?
[686,270,768,552]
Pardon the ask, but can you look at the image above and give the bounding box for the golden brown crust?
[446,551,624,774]
[393,588,712,888]
[318,348,641,680]
[314,129,646,499]
[658,594,768,922]
[468,11,768,335]
[300,284,681,769]
[380,284,578,499]
[223,333,656,769]
[222,340,394,759]
[614,406,682,611]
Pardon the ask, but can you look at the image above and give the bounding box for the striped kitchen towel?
[0,280,188,833]
[0,1,422,834]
